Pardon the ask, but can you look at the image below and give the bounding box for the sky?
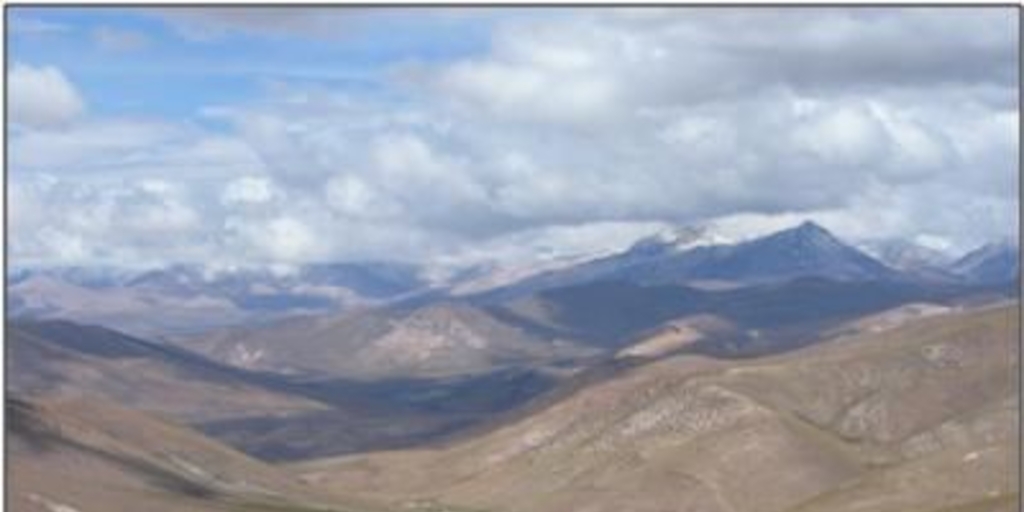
[7,7,1020,270]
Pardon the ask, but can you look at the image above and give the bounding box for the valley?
[295,304,1020,512]
[7,221,1020,512]
[7,7,1020,512]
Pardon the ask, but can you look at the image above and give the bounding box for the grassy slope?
[7,395,389,512]
[297,303,1019,512]
[8,321,329,423]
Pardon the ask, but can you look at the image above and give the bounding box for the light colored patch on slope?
[616,314,737,359]
[839,302,957,335]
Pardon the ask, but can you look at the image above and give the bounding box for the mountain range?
[298,303,1018,512]
[8,261,426,339]
[7,220,1020,512]
[9,222,1019,339]
[950,240,1021,284]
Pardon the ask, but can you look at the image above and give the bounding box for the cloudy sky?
[8,7,1019,269]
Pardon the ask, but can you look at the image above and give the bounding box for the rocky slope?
[7,319,572,462]
[950,241,1020,284]
[297,303,1019,512]
[184,302,595,380]
[7,395,387,512]
[7,319,328,423]
[475,222,904,302]
[491,276,995,352]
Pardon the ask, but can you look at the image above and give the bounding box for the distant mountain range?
[621,221,899,283]
[39,222,1008,398]
[949,240,1020,284]
[859,238,954,271]
[9,221,1018,338]
[8,262,427,339]
[470,221,1016,302]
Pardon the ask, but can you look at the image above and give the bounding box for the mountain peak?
[767,221,842,249]
[982,238,1018,252]
[793,220,831,237]
[958,240,1018,262]
[859,238,953,272]
[683,219,898,282]
[950,240,1019,283]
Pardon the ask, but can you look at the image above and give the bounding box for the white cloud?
[10,176,207,267]
[325,174,403,219]
[870,104,956,180]
[435,9,1016,125]
[790,102,891,168]
[9,63,85,128]
[262,216,319,262]
[10,118,265,181]
[438,220,672,269]
[7,9,1018,269]
[439,60,617,125]
[222,176,275,205]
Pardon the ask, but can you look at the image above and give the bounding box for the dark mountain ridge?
[472,221,908,303]
[950,240,1020,284]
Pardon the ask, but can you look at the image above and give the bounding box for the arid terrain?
[294,304,1020,512]
[8,6,1021,512]
[9,219,1021,512]
[8,297,1018,512]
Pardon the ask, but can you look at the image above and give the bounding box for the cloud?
[434,8,1016,124]
[709,177,1019,255]
[154,7,504,42]
[8,17,70,36]
[155,7,364,40]
[438,57,618,125]
[8,63,86,128]
[152,7,485,42]
[10,176,207,268]
[10,118,265,180]
[790,102,892,167]
[7,8,1019,269]
[8,116,274,267]
[222,176,275,205]
[325,174,403,220]
[435,220,673,270]
[93,26,150,52]
[224,215,323,264]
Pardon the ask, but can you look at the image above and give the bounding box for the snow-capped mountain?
[473,221,901,300]
[949,241,1020,284]
[625,224,736,257]
[436,221,671,295]
[673,221,900,283]
[859,239,954,272]
[10,221,1014,339]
